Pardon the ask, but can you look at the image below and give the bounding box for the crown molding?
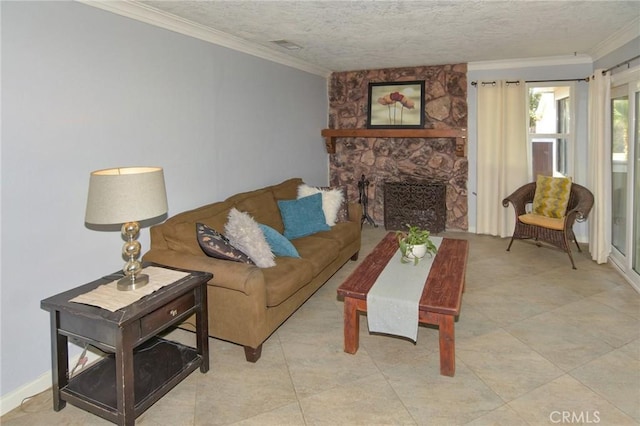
[589,17,640,61]
[468,54,592,71]
[76,0,332,78]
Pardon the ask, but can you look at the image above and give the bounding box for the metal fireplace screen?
[384,181,446,233]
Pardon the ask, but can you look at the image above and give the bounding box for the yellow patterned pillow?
[532,175,572,218]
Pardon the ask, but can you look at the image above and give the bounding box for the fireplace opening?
[383,181,446,233]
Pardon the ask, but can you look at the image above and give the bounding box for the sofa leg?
[351,251,359,261]
[244,345,262,362]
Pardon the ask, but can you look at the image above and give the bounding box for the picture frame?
[367,80,425,129]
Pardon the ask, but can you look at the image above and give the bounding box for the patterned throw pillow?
[334,187,350,223]
[297,184,348,226]
[532,175,572,218]
[196,223,254,264]
[224,209,276,268]
[278,193,331,239]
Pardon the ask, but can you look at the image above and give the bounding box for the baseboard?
[0,350,103,416]
[1,370,51,417]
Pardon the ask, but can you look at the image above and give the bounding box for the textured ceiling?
[138,0,640,72]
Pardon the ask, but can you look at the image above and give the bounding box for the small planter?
[403,243,428,261]
[397,224,437,265]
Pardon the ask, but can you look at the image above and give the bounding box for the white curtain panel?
[476,81,529,237]
[587,71,612,264]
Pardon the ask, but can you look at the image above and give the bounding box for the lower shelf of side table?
[62,337,201,421]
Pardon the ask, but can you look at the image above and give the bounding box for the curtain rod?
[471,78,588,87]
[471,54,640,85]
[603,54,640,75]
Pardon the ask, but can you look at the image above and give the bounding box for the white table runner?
[367,237,442,342]
[70,266,190,312]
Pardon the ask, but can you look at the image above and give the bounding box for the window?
[556,97,569,175]
[527,84,574,179]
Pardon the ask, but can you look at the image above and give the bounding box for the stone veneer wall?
[328,64,468,230]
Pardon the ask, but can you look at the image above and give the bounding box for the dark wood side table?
[40,264,212,426]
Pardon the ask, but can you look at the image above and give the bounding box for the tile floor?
[3,227,639,425]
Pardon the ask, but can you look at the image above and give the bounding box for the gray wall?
[594,37,640,71]
[1,1,328,399]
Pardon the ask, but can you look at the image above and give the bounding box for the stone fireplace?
[327,64,468,231]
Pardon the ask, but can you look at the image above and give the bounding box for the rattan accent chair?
[502,182,594,269]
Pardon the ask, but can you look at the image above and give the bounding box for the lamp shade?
[85,167,168,225]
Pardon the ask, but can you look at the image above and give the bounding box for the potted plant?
[396,224,438,265]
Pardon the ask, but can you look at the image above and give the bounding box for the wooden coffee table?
[337,232,468,376]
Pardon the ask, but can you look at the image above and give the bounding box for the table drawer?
[140,292,195,336]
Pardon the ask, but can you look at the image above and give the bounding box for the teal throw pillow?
[278,193,330,240]
[258,224,300,258]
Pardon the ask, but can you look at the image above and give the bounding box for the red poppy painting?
[367,81,425,129]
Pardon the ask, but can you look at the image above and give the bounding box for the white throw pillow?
[224,208,276,268]
[297,184,344,226]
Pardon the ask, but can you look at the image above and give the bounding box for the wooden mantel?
[321,128,467,156]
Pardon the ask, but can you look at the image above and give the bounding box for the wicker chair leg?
[567,249,577,270]
[506,236,516,251]
[574,238,582,253]
[562,233,577,269]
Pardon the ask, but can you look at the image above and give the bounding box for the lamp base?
[117,273,149,291]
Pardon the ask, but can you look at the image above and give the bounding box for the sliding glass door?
[634,89,640,276]
[611,91,628,254]
[610,69,640,287]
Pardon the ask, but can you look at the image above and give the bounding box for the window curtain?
[476,81,529,237]
[587,70,612,264]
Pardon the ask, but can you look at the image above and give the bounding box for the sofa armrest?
[348,202,362,223]
[143,249,265,297]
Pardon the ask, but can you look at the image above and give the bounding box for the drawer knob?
[169,309,178,317]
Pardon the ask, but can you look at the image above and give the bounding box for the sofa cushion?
[165,221,205,256]
[519,213,565,230]
[308,221,360,250]
[532,175,572,219]
[261,257,315,307]
[258,224,300,258]
[297,184,347,226]
[271,178,303,200]
[291,235,341,276]
[196,223,254,264]
[278,193,330,240]
[198,208,233,235]
[224,208,276,268]
[234,190,284,233]
[163,201,233,256]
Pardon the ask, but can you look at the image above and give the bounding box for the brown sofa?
[143,178,362,362]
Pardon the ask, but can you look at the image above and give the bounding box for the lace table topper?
[70,266,190,312]
[366,237,442,342]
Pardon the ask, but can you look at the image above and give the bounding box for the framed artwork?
[367,80,425,129]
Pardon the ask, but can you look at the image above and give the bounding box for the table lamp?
[85,167,168,291]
